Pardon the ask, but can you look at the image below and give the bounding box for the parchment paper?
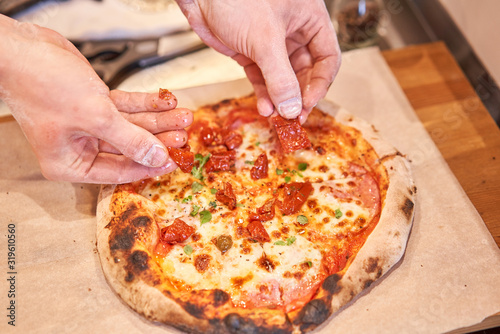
[1,47,499,334]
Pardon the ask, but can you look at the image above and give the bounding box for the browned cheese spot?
[231,272,254,289]
[257,255,276,272]
[194,254,211,273]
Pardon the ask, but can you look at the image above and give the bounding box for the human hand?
[0,15,192,184]
[176,0,341,123]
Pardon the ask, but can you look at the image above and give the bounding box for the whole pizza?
[97,92,415,333]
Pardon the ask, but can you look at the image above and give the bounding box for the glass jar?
[331,0,385,50]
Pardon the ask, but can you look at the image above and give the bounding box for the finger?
[239,60,274,117]
[99,130,189,154]
[176,0,236,57]
[90,96,170,168]
[120,108,193,133]
[301,23,341,111]
[79,153,178,184]
[110,90,178,113]
[254,36,303,120]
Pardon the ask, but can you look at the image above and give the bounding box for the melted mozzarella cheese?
[138,110,380,308]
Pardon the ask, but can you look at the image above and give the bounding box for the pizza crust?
[97,184,216,333]
[96,97,415,333]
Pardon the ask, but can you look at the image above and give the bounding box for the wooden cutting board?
[383,42,500,248]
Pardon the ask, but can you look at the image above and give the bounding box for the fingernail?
[278,97,302,119]
[142,144,167,167]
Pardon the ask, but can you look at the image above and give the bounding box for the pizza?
[96,92,415,333]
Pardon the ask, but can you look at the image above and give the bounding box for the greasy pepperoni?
[200,127,216,146]
[278,182,313,215]
[216,182,237,210]
[161,219,195,244]
[222,130,243,150]
[205,151,236,173]
[154,242,173,258]
[271,115,311,153]
[250,153,268,180]
[247,220,271,243]
[158,88,173,100]
[249,199,275,222]
[167,146,194,173]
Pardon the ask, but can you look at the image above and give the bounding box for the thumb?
[255,40,302,119]
[96,112,169,168]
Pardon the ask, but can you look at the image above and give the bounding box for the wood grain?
[383,42,500,248]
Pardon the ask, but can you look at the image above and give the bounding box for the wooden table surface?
[383,42,500,248]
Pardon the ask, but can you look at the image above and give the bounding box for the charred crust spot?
[132,215,151,227]
[322,273,342,294]
[125,271,134,282]
[212,289,230,307]
[297,299,330,327]
[128,250,149,272]
[365,257,379,273]
[109,227,134,251]
[224,313,258,334]
[409,185,418,195]
[364,279,374,289]
[183,301,205,319]
[401,198,414,219]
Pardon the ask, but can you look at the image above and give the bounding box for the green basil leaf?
[297,215,308,225]
[199,210,212,225]
[298,163,308,171]
[183,244,193,256]
[190,205,200,216]
[192,181,203,193]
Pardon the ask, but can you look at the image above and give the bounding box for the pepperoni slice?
[271,115,312,153]
[250,153,268,180]
[205,151,236,173]
[216,182,237,210]
[222,130,243,150]
[200,126,243,151]
[167,146,194,173]
[249,199,275,222]
[247,220,271,243]
[278,182,313,215]
[200,126,218,146]
[161,219,195,244]
[158,88,173,100]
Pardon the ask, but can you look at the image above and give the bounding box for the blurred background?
[1,0,499,126]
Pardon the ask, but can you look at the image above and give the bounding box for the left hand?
[176,0,341,123]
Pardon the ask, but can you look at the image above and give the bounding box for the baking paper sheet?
[1,47,499,334]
